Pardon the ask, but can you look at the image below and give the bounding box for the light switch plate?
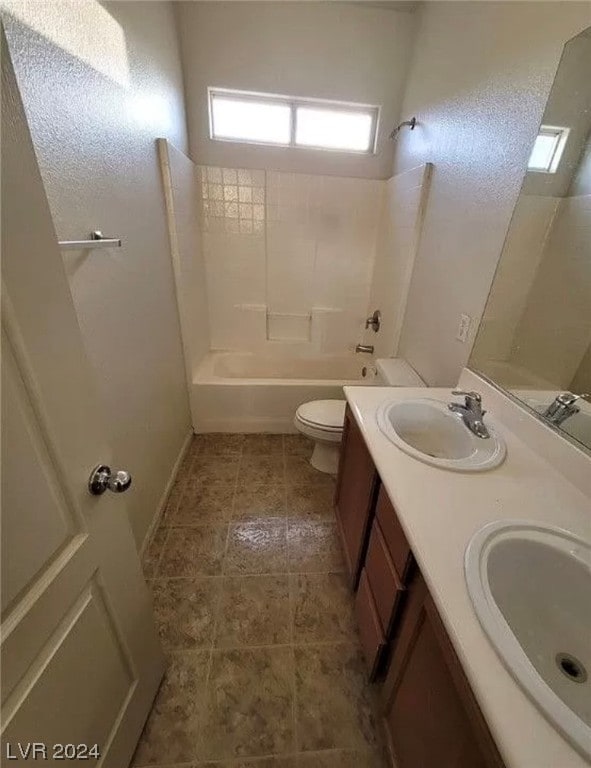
[456,313,471,343]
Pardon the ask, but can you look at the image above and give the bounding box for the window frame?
[208,87,380,155]
[527,125,570,174]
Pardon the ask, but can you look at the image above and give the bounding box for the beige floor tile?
[172,483,235,526]
[215,575,290,648]
[175,759,296,768]
[142,528,169,578]
[232,759,296,768]
[160,477,186,525]
[232,759,296,767]
[295,643,378,752]
[284,457,335,487]
[151,578,222,650]
[238,455,285,485]
[283,434,313,457]
[137,441,386,767]
[189,455,241,486]
[291,573,356,644]
[286,485,335,521]
[175,449,197,483]
[296,748,387,767]
[242,434,285,455]
[197,647,295,761]
[233,484,286,521]
[190,759,296,768]
[132,651,209,766]
[160,526,228,577]
[287,521,344,573]
[192,433,245,455]
[225,521,288,575]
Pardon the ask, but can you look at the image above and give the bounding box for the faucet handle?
[452,390,482,404]
[556,392,589,406]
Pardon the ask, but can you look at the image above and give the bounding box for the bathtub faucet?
[355,344,374,354]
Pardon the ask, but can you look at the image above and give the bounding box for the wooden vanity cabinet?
[382,573,505,768]
[334,405,379,587]
[335,406,506,768]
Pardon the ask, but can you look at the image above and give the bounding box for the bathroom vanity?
[335,404,504,768]
[334,375,591,768]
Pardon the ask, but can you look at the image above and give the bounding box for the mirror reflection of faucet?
[543,392,590,426]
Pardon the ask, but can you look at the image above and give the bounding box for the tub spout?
[355,344,374,354]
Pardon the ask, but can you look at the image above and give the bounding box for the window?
[209,88,379,154]
[527,125,570,173]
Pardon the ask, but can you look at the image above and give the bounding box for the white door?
[0,33,165,766]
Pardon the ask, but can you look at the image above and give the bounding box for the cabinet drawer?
[376,485,413,584]
[355,568,387,678]
[366,519,405,634]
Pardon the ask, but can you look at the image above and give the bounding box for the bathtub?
[191,351,423,433]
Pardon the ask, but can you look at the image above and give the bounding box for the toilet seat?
[295,400,346,433]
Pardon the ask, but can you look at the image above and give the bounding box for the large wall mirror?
[470,27,591,453]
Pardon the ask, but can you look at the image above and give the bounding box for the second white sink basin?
[376,398,506,471]
[466,521,591,760]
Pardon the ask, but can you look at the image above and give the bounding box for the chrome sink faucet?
[448,390,490,439]
[543,392,589,426]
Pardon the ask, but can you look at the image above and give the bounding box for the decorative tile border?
[200,166,266,234]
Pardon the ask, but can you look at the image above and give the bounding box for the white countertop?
[343,382,591,768]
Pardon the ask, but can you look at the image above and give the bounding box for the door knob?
[88,464,132,495]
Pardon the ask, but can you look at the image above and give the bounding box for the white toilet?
[294,399,346,474]
[294,358,425,475]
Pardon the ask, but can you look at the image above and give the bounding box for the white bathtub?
[191,351,423,433]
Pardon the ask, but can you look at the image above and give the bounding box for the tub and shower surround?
[159,141,432,433]
[199,166,385,354]
[193,350,376,433]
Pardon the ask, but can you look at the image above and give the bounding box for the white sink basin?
[466,521,591,759]
[376,398,506,471]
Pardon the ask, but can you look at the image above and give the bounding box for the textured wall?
[2,1,192,548]
[392,1,591,386]
[177,1,417,179]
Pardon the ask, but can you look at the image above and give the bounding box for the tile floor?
[135,434,387,768]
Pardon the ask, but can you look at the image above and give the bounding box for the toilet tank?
[375,358,425,387]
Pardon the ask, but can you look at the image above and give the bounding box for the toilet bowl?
[294,399,346,474]
[293,359,424,474]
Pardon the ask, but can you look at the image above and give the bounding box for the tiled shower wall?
[199,166,384,353]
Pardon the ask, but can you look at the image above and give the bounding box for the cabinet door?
[334,405,379,586]
[355,569,387,678]
[365,520,405,636]
[375,485,413,584]
[383,576,505,768]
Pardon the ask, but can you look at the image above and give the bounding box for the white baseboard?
[139,428,193,556]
